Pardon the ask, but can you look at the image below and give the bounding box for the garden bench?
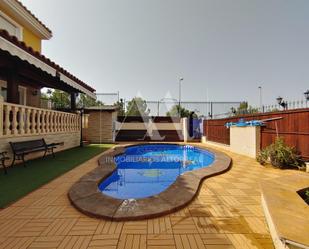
[10,139,63,167]
[0,151,9,174]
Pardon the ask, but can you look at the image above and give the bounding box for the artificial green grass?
[0,144,114,208]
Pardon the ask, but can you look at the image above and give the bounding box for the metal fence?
[258,99,309,113]
[124,100,242,117]
[96,92,119,105]
[39,92,120,110]
[120,98,308,117]
[210,99,309,118]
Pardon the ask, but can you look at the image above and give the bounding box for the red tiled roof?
[15,0,52,35]
[0,29,95,93]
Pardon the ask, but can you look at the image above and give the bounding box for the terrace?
[0,144,305,249]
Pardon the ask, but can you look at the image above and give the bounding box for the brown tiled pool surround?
[68,144,232,221]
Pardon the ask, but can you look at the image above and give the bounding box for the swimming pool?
[98,144,215,199]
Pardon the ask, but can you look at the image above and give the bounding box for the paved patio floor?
[0,144,299,249]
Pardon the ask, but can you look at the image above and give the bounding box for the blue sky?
[21,0,309,106]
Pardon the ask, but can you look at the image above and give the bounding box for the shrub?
[256,148,269,165]
[256,137,302,169]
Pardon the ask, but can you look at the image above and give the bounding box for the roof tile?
[15,0,52,34]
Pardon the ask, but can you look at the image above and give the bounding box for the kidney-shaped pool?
[98,144,215,199]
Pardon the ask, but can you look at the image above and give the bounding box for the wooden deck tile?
[147,234,175,249]
[88,234,119,249]
[94,220,123,234]
[174,234,206,249]
[0,237,35,249]
[170,217,199,234]
[122,221,148,234]
[57,235,92,249]
[147,217,173,234]
[0,219,30,237]
[68,218,99,236]
[41,218,78,236]
[36,206,66,218]
[14,219,53,237]
[200,233,232,245]
[0,207,25,219]
[226,233,265,249]
[28,236,64,249]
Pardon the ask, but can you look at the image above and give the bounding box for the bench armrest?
[0,151,8,159]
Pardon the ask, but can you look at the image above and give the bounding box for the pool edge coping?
[68,143,232,221]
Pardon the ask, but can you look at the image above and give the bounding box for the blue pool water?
[98,144,215,199]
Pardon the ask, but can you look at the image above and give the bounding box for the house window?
[18,86,27,105]
[0,87,7,101]
[0,80,7,101]
[0,10,22,40]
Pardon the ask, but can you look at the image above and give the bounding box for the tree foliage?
[78,93,103,107]
[42,89,103,109]
[166,105,197,118]
[126,97,150,116]
[49,90,70,109]
[231,101,259,116]
[115,99,125,116]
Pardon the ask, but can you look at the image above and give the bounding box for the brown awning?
[0,30,96,98]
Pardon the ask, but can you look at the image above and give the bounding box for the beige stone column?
[230,126,261,158]
[182,117,188,142]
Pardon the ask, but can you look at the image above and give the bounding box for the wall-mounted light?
[276,96,287,109]
[231,107,237,115]
[32,90,38,96]
[304,90,309,101]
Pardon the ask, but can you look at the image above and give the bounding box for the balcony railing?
[0,99,80,138]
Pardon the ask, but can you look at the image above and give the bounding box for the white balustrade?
[4,104,11,135]
[19,106,25,135]
[37,110,41,134]
[46,111,50,133]
[0,101,80,138]
[12,106,18,135]
[31,109,36,134]
[25,108,30,134]
[41,110,45,133]
[50,112,54,132]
